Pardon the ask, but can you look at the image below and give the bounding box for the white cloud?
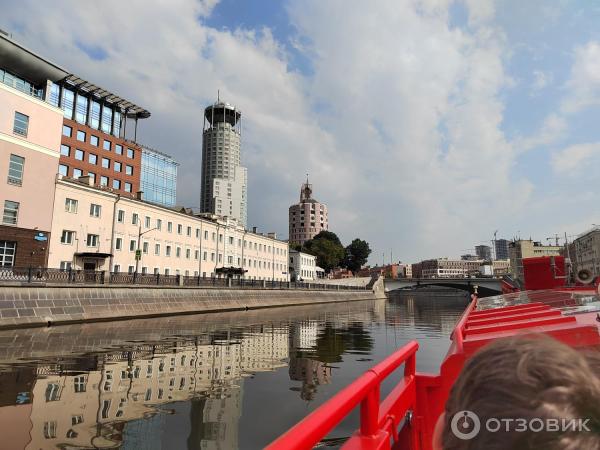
[531,70,552,91]
[561,41,600,113]
[3,0,588,263]
[551,143,600,173]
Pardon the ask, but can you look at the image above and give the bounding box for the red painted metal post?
[360,384,380,436]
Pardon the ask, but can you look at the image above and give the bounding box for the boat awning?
[74,252,112,258]
[215,266,247,276]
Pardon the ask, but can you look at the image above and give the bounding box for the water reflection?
[0,290,467,449]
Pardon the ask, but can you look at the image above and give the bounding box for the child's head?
[439,335,600,449]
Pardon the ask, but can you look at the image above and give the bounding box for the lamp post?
[135,224,158,274]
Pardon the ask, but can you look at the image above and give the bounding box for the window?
[115,237,122,250]
[143,242,149,254]
[155,244,160,255]
[7,154,24,185]
[185,248,191,259]
[90,204,101,217]
[203,251,207,261]
[75,149,84,161]
[76,130,86,142]
[2,200,19,225]
[167,222,173,232]
[102,106,113,134]
[60,144,70,156]
[117,210,125,223]
[165,268,170,275]
[103,140,111,151]
[176,247,181,258]
[59,261,71,270]
[187,226,191,237]
[74,375,86,393]
[0,241,16,267]
[177,224,182,234]
[115,144,123,155]
[43,421,57,439]
[73,168,82,178]
[125,165,133,175]
[88,153,97,165]
[124,182,132,192]
[112,179,120,189]
[128,265,134,274]
[90,100,100,128]
[63,125,72,137]
[204,230,208,240]
[195,250,199,260]
[60,230,74,244]
[127,148,134,158]
[91,135,99,146]
[59,164,68,176]
[102,157,110,169]
[156,219,162,230]
[166,245,172,257]
[100,176,108,186]
[86,234,99,247]
[145,216,151,228]
[75,95,88,123]
[129,240,136,251]
[114,161,122,172]
[13,112,28,137]
[65,198,78,213]
[132,213,138,225]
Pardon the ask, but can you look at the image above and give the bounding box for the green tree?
[343,239,372,273]
[303,233,345,272]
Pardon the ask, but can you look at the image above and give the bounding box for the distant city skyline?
[3,1,599,263]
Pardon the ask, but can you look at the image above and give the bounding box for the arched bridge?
[384,277,502,297]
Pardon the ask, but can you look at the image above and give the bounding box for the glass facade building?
[140,147,178,207]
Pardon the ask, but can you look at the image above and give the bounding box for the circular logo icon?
[451,410,481,440]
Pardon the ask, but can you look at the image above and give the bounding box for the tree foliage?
[342,239,372,273]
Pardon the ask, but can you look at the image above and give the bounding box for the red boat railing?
[266,341,419,450]
[450,295,477,352]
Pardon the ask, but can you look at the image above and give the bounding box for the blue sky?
[3,0,600,263]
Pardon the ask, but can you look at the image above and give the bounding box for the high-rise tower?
[200,99,247,227]
[288,178,329,245]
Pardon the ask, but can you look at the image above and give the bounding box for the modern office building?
[140,146,178,207]
[0,33,65,267]
[51,73,149,196]
[288,179,329,245]
[494,238,509,260]
[475,244,492,261]
[48,176,289,280]
[200,100,247,228]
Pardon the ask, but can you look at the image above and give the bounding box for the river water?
[0,289,468,450]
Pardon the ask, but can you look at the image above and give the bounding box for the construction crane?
[546,233,561,246]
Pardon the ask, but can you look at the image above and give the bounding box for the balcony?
[0,69,44,100]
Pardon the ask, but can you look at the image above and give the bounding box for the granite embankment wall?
[0,284,381,329]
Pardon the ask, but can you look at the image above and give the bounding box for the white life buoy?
[576,269,594,285]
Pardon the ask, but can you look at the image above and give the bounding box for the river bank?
[0,281,383,329]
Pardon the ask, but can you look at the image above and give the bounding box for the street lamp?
[135,224,158,274]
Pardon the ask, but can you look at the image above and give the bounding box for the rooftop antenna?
[217,89,220,102]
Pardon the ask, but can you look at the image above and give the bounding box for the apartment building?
[288,179,329,245]
[48,177,289,280]
[0,34,64,267]
[573,226,600,276]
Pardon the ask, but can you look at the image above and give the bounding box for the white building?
[48,176,289,280]
[200,101,247,228]
[289,249,317,281]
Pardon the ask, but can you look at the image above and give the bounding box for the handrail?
[451,295,477,352]
[266,341,419,450]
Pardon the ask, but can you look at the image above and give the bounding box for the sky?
[2,0,600,264]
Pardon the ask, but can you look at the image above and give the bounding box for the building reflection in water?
[0,325,290,449]
[0,296,464,449]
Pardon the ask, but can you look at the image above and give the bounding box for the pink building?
[288,179,328,245]
[0,34,65,267]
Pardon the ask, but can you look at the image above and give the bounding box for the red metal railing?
[450,295,477,352]
[267,341,419,450]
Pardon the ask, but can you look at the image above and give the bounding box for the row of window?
[62,126,135,158]
[60,144,134,174]
[50,84,123,137]
[59,166,133,192]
